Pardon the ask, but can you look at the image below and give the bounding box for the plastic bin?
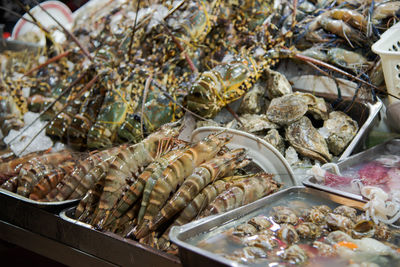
[372,22,400,104]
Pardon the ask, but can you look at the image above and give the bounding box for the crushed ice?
[4,112,53,156]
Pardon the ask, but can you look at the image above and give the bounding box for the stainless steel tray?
[169,186,366,267]
[0,188,79,209]
[303,138,400,201]
[59,206,181,266]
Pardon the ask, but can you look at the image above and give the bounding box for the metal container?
[59,206,181,267]
[0,188,79,210]
[303,138,400,201]
[169,186,365,267]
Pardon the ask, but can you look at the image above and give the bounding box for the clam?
[263,129,285,154]
[296,222,322,239]
[285,116,332,163]
[277,224,300,244]
[281,245,308,264]
[266,68,293,98]
[326,213,355,233]
[266,94,308,125]
[272,206,298,224]
[243,233,278,250]
[323,111,358,156]
[333,205,357,221]
[313,241,336,257]
[248,216,272,230]
[352,220,375,239]
[233,223,258,236]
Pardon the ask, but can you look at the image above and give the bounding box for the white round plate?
[191,127,297,187]
[12,1,73,46]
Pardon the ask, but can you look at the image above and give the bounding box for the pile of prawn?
[72,132,281,254]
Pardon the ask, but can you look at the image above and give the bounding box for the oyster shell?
[238,114,278,133]
[323,111,358,156]
[266,94,308,125]
[248,216,272,230]
[313,241,336,257]
[285,116,332,163]
[295,92,329,120]
[243,233,278,250]
[266,69,293,98]
[233,223,258,236]
[239,80,266,114]
[263,129,285,154]
[326,230,353,244]
[352,220,375,239]
[374,223,391,240]
[285,146,300,166]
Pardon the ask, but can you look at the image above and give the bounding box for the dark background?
[0,0,88,34]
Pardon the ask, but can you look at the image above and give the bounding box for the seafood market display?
[71,133,281,254]
[0,0,399,264]
[188,191,400,266]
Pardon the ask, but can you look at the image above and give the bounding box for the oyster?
[266,69,293,98]
[323,111,358,155]
[313,241,336,257]
[277,224,299,244]
[295,92,329,120]
[266,94,308,125]
[326,213,355,233]
[239,80,266,114]
[271,206,298,224]
[285,116,332,163]
[333,205,357,221]
[248,216,272,230]
[281,245,308,264]
[263,129,285,154]
[296,222,322,239]
[285,146,300,166]
[238,114,278,133]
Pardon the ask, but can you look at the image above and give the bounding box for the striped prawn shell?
[46,146,123,201]
[1,176,19,192]
[103,148,187,227]
[29,161,75,200]
[90,125,181,228]
[16,151,73,197]
[134,134,229,238]
[149,148,248,231]
[75,176,105,223]
[199,173,279,217]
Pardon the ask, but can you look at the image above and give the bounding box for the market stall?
[0,0,399,266]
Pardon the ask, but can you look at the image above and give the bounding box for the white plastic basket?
[372,22,400,104]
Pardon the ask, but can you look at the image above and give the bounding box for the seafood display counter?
[0,192,181,267]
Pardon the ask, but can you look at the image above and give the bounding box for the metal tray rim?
[0,188,79,207]
[303,138,400,202]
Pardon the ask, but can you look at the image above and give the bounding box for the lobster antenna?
[140,74,153,139]
[30,0,93,61]
[128,0,142,60]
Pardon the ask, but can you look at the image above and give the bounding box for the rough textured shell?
[323,111,358,156]
[285,116,332,163]
[266,94,308,125]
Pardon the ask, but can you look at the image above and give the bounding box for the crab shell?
[285,116,332,163]
[323,111,358,156]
